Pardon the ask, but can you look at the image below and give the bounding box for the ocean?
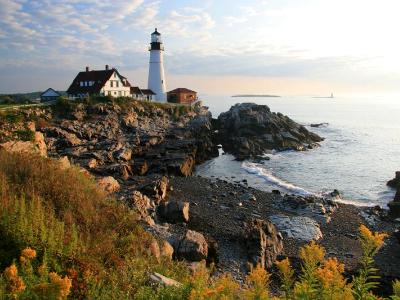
[196,95,400,207]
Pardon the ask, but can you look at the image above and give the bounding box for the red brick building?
[167,88,197,105]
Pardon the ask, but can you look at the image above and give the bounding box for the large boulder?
[217,103,323,159]
[157,201,190,223]
[177,230,208,261]
[387,172,400,188]
[269,215,323,242]
[388,172,400,218]
[139,176,169,202]
[97,176,120,194]
[245,218,283,269]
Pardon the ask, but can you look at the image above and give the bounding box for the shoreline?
[166,175,400,292]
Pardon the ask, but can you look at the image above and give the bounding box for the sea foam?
[241,162,314,197]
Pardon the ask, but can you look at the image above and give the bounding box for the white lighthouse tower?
[148,28,167,102]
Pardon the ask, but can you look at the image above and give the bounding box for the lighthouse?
[148,28,167,102]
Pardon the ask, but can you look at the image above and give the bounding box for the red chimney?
[86,66,89,72]
[105,64,109,70]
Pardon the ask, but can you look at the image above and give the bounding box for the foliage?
[352,225,388,300]
[0,151,397,299]
[0,151,190,299]
[15,130,35,142]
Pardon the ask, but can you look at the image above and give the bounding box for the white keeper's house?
[67,65,152,99]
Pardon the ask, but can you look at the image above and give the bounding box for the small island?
[231,94,280,98]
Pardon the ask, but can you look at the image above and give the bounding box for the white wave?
[241,162,314,197]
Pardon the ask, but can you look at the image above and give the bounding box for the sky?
[1,0,400,96]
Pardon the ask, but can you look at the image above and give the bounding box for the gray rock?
[269,215,323,241]
[177,230,208,261]
[157,201,189,223]
[245,218,283,269]
[217,103,323,159]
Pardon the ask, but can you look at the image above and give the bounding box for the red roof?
[167,88,196,94]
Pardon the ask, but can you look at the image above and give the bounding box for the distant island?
[231,94,281,98]
[312,93,334,99]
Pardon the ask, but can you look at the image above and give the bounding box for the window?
[108,91,111,96]
[116,81,119,88]
[110,81,113,87]
[118,91,121,96]
[80,81,84,86]
[114,91,117,95]
[114,73,117,78]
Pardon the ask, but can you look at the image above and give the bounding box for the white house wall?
[101,71,131,97]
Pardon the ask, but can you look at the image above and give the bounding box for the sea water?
[196,95,400,207]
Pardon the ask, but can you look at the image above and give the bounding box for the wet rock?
[177,230,208,261]
[269,215,323,241]
[217,103,323,159]
[394,229,400,244]
[157,201,190,223]
[387,172,400,188]
[388,200,400,218]
[245,218,284,269]
[97,176,120,194]
[240,193,257,202]
[310,122,329,128]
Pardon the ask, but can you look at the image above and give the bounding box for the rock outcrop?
[388,172,400,218]
[217,103,323,159]
[157,201,190,223]
[177,230,208,261]
[269,215,323,241]
[41,101,218,180]
[244,218,283,269]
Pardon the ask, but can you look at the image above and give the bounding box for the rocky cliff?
[42,100,218,178]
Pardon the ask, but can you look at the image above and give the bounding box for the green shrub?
[15,130,35,142]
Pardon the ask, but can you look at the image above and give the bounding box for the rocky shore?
[1,99,399,293]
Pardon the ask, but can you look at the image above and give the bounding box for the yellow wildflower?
[276,258,294,280]
[21,247,37,260]
[359,224,387,251]
[4,264,18,279]
[49,272,72,299]
[316,257,346,289]
[4,264,26,296]
[243,265,270,300]
[20,255,27,265]
[299,241,325,266]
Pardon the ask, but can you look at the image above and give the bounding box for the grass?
[0,150,191,299]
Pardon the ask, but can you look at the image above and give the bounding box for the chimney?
[85,66,89,72]
[105,64,109,70]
